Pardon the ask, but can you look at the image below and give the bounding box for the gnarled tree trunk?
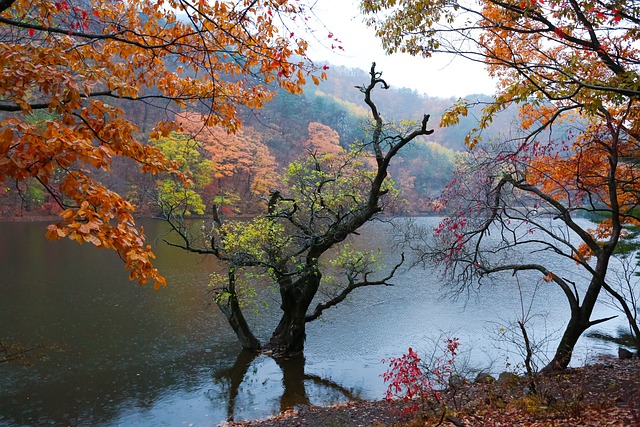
[265,273,321,356]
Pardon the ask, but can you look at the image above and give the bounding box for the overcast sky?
[305,0,496,98]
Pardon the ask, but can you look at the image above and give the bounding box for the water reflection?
[0,218,627,426]
[214,350,259,421]
[212,351,362,422]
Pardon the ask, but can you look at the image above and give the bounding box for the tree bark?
[216,267,261,351]
[0,0,15,14]
[542,314,587,373]
[216,293,261,351]
[543,269,610,373]
[265,273,320,356]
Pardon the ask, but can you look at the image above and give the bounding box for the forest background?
[0,64,511,219]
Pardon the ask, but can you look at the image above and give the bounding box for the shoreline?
[222,356,640,427]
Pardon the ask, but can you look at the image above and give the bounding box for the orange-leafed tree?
[303,122,343,155]
[363,0,640,370]
[0,0,321,287]
[175,112,279,212]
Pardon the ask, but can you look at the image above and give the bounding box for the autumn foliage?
[304,122,344,155]
[382,338,460,417]
[0,0,322,287]
[175,112,280,206]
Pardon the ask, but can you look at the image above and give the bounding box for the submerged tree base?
[163,63,432,358]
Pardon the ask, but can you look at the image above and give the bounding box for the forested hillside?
[0,64,514,217]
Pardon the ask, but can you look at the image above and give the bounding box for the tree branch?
[305,253,404,322]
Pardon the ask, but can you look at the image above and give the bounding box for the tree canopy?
[0,0,322,287]
[362,0,640,144]
[362,0,640,370]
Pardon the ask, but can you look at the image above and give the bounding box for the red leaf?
[611,8,622,22]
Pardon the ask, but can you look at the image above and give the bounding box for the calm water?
[0,218,625,426]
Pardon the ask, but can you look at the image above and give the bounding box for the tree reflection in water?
[213,350,362,421]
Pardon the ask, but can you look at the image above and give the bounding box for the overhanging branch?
[305,253,404,322]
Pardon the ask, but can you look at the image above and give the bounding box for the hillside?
[0,64,518,218]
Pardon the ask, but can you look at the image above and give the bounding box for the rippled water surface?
[0,218,625,426]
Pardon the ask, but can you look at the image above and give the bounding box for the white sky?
[305,0,497,98]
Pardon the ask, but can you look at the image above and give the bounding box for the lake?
[0,218,626,426]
